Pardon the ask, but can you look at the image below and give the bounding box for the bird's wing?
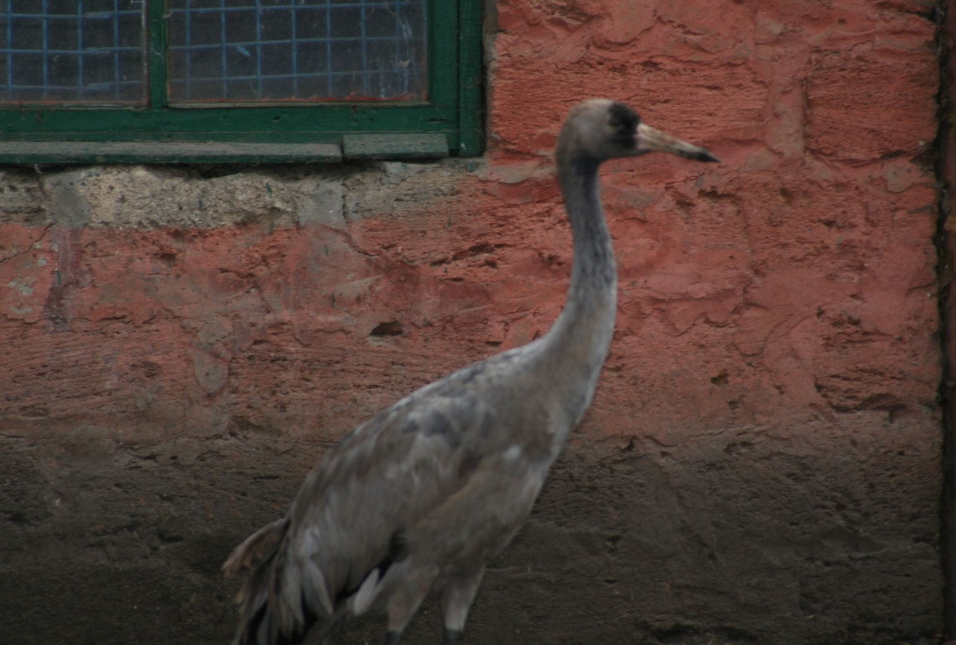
[282,382,500,617]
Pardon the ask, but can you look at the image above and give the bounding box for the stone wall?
[0,1,945,643]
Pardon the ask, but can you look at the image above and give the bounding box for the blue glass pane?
[167,0,427,103]
[0,0,147,104]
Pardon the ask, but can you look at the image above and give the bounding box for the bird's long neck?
[559,155,617,310]
[536,153,618,435]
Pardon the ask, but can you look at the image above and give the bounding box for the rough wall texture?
[0,1,945,644]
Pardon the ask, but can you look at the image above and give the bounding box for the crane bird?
[224,99,718,645]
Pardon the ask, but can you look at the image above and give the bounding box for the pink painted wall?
[0,1,944,643]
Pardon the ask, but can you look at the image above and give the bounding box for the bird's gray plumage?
[224,99,717,645]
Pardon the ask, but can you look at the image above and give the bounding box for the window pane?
[167,0,427,103]
[0,0,147,105]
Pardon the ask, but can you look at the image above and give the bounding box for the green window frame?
[0,0,482,164]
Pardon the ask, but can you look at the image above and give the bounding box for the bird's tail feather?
[224,517,289,579]
[224,517,311,645]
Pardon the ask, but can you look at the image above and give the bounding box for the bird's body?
[225,99,717,645]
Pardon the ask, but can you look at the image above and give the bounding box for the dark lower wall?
[0,410,941,645]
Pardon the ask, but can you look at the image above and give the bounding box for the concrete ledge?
[0,141,344,164]
[343,133,449,160]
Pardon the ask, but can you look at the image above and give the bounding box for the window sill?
[0,134,450,164]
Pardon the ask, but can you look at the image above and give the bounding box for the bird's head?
[558,99,718,164]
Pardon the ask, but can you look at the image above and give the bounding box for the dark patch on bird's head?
[559,99,640,162]
[608,101,641,149]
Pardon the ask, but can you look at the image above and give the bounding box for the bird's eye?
[614,124,637,147]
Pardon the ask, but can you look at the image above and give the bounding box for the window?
[0,0,482,163]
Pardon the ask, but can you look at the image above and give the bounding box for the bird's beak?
[636,122,719,162]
